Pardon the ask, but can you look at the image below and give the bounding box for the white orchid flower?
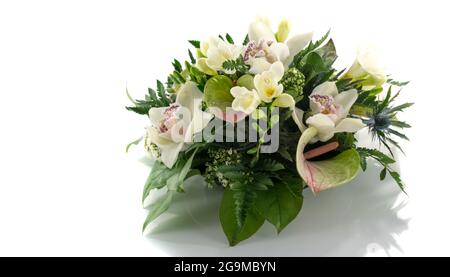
[246,17,313,73]
[303,82,365,142]
[344,45,387,88]
[197,37,243,75]
[146,82,213,168]
[230,86,261,115]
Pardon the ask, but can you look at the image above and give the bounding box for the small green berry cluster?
[204,148,242,188]
[280,67,305,100]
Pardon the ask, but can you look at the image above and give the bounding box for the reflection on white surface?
[143,158,409,257]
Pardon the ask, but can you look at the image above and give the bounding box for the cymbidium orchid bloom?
[253,61,294,108]
[344,45,387,88]
[146,82,213,168]
[246,17,313,72]
[303,81,365,142]
[197,37,243,75]
[293,81,365,194]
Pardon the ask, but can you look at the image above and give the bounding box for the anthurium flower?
[247,17,313,70]
[197,37,242,75]
[304,82,365,142]
[295,127,361,194]
[344,45,387,87]
[146,82,213,168]
[291,81,365,194]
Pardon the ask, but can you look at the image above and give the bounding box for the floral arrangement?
[126,18,412,246]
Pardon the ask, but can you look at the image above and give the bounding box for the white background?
[0,0,449,256]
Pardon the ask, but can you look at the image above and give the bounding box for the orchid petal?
[159,142,184,169]
[285,32,313,66]
[311,81,338,97]
[334,89,358,116]
[249,58,272,74]
[334,118,365,133]
[305,113,335,142]
[269,61,285,82]
[248,20,275,42]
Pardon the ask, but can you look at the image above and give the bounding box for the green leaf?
[255,182,303,233]
[315,39,337,67]
[142,148,198,204]
[172,59,182,72]
[219,188,265,246]
[237,74,255,90]
[188,40,201,48]
[203,75,234,111]
[243,34,250,45]
[188,49,196,64]
[125,136,143,153]
[256,159,285,172]
[388,170,406,193]
[225,33,234,44]
[380,167,387,180]
[290,29,330,68]
[142,191,174,233]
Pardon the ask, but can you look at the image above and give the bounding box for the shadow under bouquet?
[126,18,412,246]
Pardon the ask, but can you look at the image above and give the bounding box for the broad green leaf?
[219,188,264,246]
[142,191,174,233]
[315,39,337,67]
[204,75,234,111]
[255,181,303,233]
[237,74,255,90]
[296,127,361,194]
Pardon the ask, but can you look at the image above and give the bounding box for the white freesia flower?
[146,82,213,168]
[197,37,242,75]
[301,82,365,142]
[230,86,261,115]
[245,17,313,73]
[344,45,387,87]
[254,61,284,102]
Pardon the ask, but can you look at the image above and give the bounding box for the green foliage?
[188,40,200,48]
[126,80,171,115]
[141,149,199,232]
[219,187,265,246]
[289,30,330,68]
[243,34,250,45]
[222,55,249,75]
[255,175,303,233]
[357,147,405,193]
[225,33,234,44]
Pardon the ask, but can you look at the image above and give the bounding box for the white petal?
[230,86,249,98]
[334,118,365,133]
[249,58,271,74]
[292,108,307,132]
[248,20,275,42]
[176,81,203,113]
[269,42,290,64]
[148,107,167,126]
[159,142,184,169]
[273,93,294,108]
[269,61,285,82]
[306,113,335,142]
[311,81,338,97]
[285,32,313,66]
[334,89,358,116]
